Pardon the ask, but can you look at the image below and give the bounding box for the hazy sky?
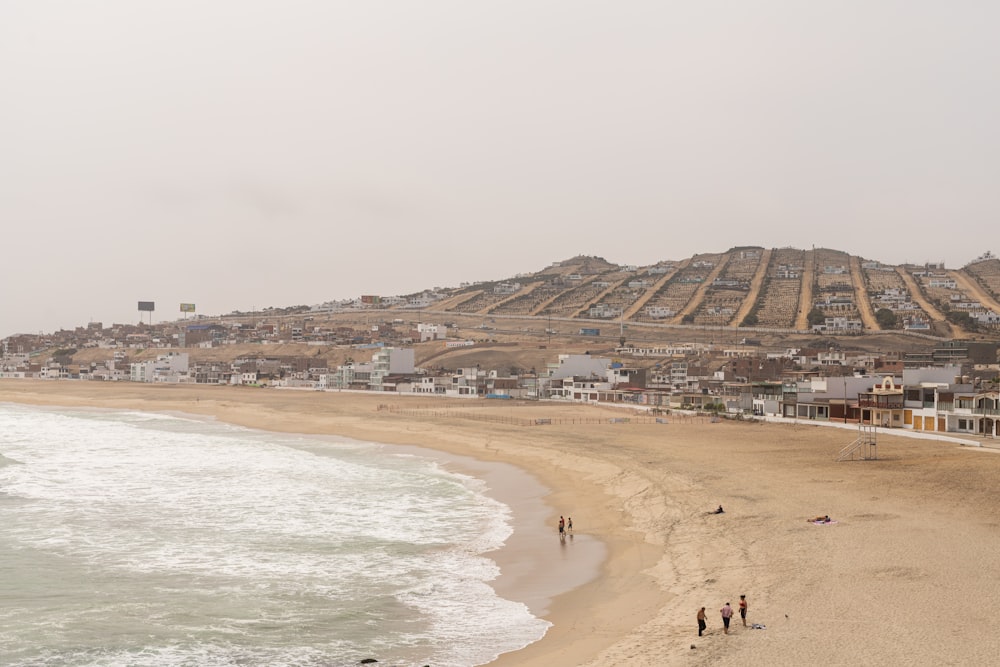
[2,2,998,337]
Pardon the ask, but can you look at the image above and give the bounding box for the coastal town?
[4,249,1000,439]
[3,302,998,440]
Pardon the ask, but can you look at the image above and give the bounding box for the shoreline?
[0,381,658,666]
[384,441,607,622]
[7,380,1000,666]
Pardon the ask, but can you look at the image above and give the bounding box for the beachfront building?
[937,386,1000,437]
[547,354,611,380]
[766,366,1000,438]
[189,362,233,385]
[901,366,965,433]
[549,376,615,402]
[232,371,259,386]
[751,382,785,416]
[898,366,999,437]
[408,376,447,395]
[324,364,356,390]
[608,365,647,389]
[485,375,521,399]
[783,375,901,422]
[451,367,486,397]
[973,390,1000,438]
[129,353,190,383]
[369,347,415,391]
[858,376,905,428]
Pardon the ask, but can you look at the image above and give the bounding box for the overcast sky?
[2,2,998,337]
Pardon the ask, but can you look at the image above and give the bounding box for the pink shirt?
[721,605,733,618]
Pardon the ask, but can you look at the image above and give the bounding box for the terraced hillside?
[445,287,519,315]
[445,255,616,316]
[907,259,1000,335]
[811,248,860,322]
[962,255,1000,305]
[689,247,764,326]
[622,264,682,320]
[950,266,1000,318]
[627,259,689,323]
[533,276,605,318]
[376,248,1000,338]
[623,252,722,324]
[747,247,808,328]
[861,258,929,329]
[573,268,648,320]
[486,280,566,316]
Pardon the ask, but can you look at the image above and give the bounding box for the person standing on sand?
[697,607,707,636]
[558,516,565,537]
[567,517,573,533]
[720,602,733,634]
[738,595,748,627]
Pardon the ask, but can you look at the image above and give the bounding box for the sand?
[4,379,1000,666]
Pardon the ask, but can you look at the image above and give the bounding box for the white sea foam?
[0,403,548,667]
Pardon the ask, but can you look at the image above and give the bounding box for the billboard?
[180,303,196,313]
[138,301,155,312]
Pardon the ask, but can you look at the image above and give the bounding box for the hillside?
[339,248,1000,339]
[141,247,997,371]
[10,248,1000,375]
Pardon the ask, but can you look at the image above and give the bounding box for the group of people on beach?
[697,595,748,636]
[557,515,573,540]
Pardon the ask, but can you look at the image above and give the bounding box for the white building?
[130,352,189,383]
[369,347,416,391]
[416,323,443,342]
[589,305,621,319]
[812,317,863,334]
[547,354,611,380]
[493,282,521,295]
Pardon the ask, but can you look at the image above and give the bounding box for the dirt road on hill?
[794,255,815,330]
[896,267,960,338]
[672,254,728,323]
[850,255,879,330]
[732,247,772,326]
[950,269,1000,315]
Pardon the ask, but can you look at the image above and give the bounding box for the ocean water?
[0,403,549,667]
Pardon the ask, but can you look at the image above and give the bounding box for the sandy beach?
[4,380,1000,666]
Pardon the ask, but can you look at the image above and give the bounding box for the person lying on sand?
[808,515,832,523]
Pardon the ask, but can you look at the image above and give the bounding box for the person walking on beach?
[738,595,748,627]
[697,607,707,636]
[558,516,565,538]
[567,517,573,534]
[720,602,734,634]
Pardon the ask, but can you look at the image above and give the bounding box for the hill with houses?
[4,247,1000,376]
[335,247,1000,340]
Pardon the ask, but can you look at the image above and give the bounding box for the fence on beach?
[375,404,714,427]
